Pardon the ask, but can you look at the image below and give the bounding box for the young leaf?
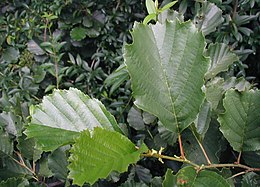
[160,1,177,12]
[176,166,229,187]
[68,128,148,186]
[25,88,122,151]
[146,0,156,14]
[218,89,260,152]
[205,43,239,80]
[143,13,157,25]
[124,19,209,133]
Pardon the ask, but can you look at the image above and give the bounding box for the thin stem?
[228,171,247,179]
[178,133,185,159]
[141,150,260,173]
[11,152,38,181]
[236,151,242,164]
[192,131,211,165]
[232,0,238,19]
[55,60,59,89]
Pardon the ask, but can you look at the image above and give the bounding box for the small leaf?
[48,146,69,181]
[68,128,148,186]
[127,106,145,131]
[162,169,177,187]
[205,43,239,80]
[160,1,177,12]
[218,89,260,152]
[176,167,229,187]
[241,172,260,187]
[194,100,212,138]
[143,13,157,25]
[27,40,45,55]
[146,0,156,14]
[0,128,13,156]
[0,178,29,187]
[1,47,20,63]
[70,27,87,41]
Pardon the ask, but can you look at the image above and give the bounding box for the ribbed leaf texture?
[124,18,209,132]
[176,166,229,187]
[218,89,260,152]
[25,88,121,151]
[68,128,148,186]
[205,43,239,80]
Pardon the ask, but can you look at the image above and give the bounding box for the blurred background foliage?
[0,0,259,186]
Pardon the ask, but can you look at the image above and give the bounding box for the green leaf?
[194,2,224,35]
[143,13,157,25]
[241,172,260,187]
[70,27,87,41]
[0,177,29,187]
[160,1,177,12]
[176,166,229,187]
[27,40,45,55]
[124,19,209,133]
[1,47,20,63]
[205,77,225,110]
[25,88,122,151]
[0,128,13,156]
[194,100,211,138]
[17,134,42,161]
[105,64,129,96]
[146,0,156,14]
[38,158,53,177]
[162,169,177,187]
[48,146,69,181]
[205,43,239,80]
[68,128,148,186]
[218,89,260,152]
[243,151,260,168]
[127,106,145,130]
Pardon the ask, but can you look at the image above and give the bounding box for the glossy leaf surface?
[218,89,260,152]
[68,128,148,186]
[124,19,209,132]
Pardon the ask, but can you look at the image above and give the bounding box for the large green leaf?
[218,89,260,152]
[68,128,148,186]
[162,169,177,187]
[0,128,13,156]
[176,166,229,187]
[25,88,122,151]
[124,19,209,132]
[205,43,239,80]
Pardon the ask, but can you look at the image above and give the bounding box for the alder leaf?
[205,43,239,80]
[68,128,148,186]
[25,88,122,151]
[70,27,87,41]
[218,89,260,152]
[176,166,229,187]
[124,18,209,133]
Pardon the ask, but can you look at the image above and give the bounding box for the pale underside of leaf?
[124,19,209,133]
[25,88,122,151]
[68,128,148,186]
[218,89,260,152]
[205,43,239,80]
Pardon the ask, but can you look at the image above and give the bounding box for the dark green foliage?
[0,0,259,186]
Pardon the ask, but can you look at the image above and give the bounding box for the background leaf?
[124,19,209,132]
[70,27,87,41]
[194,2,224,36]
[218,89,260,152]
[68,128,148,186]
[205,43,239,80]
[176,166,229,187]
[162,169,177,187]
